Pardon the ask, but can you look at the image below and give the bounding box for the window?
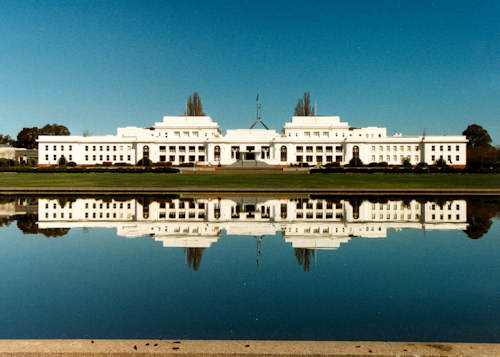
[85,155,88,160]
[323,131,329,137]
[313,131,320,137]
[169,155,175,162]
[448,145,451,151]
[61,145,64,151]
[120,155,123,161]
[99,145,103,151]
[169,146,176,152]
[296,155,303,162]
[280,146,287,161]
[99,155,103,160]
[93,146,96,151]
[174,131,180,137]
[440,145,443,151]
[106,155,110,160]
[316,146,323,152]
[326,146,332,152]
[432,155,435,161]
[304,132,310,137]
[179,146,186,152]
[45,145,49,150]
[113,146,117,151]
[407,146,411,151]
[179,155,185,163]
[198,146,204,151]
[448,155,452,162]
[45,155,48,160]
[93,155,96,160]
[456,155,459,161]
[198,155,205,162]
[113,155,116,160]
[316,156,322,162]
[306,155,313,162]
[326,155,332,162]
[431,145,435,151]
[106,146,110,151]
[372,146,375,151]
[160,146,166,152]
[416,146,419,151]
[189,155,195,162]
[456,145,459,151]
[53,145,57,150]
[214,145,221,161]
[183,131,189,137]
[127,155,131,161]
[393,146,397,151]
[296,146,303,152]
[306,146,313,152]
[189,146,195,152]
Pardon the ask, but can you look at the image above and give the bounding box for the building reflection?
[2,195,498,271]
[36,196,472,270]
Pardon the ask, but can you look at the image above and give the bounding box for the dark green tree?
[294,92,315,116]
[462,124,492,149]
[16,124,70,149]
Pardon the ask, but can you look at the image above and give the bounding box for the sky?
[1,0,499,143]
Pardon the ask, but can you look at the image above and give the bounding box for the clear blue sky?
[1,0,499,143]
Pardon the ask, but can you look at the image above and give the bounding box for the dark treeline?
[1,124,70,149]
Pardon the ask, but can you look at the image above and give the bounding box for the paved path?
[0,187,500,195]
[0,339,499,356]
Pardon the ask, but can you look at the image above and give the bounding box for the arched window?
[143,145,150,160]
[214,145,221,161]
[280,146,287,162]
[353,145,359,159]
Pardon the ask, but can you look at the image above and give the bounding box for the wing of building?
[37,115,467,167]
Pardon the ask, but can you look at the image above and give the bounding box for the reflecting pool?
[0,194,499,341]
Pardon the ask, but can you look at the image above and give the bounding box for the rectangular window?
[174,131,180,137]
[393,146,397,151]
[189,155,196,162]
[93,155,96,160]
[127,155,131,161]
[189,146,195,152]
[316,146,323,152]
[53,155,57,160]
[198,146,204,151]
[296,155,303,162]
[85,155,88,160]
[183,131,189,137]
[326,146,332,152]
[45,145,49,150]
[372,146,375,151]
[326,155,332,162]
[316,156,322,162]
[448,145,451,151]
[400,146,403,151]
[372,155,375,161]
[159,146,166,152]
[113,155,116,160]
[99,146,103,151]
[198,155,205,162]
[304,132,310,137]
[379,155,383,161]
[106,146,110,151]
[432,155,435,161]
[306,155,313,162]
[93,146,96,151]
[61,145,64,151]
[296,146,303,152]
[106,155,110,160]
[45,155,48,160]
[407,146,411,151]
[456,155,459,161]
[456,145,459,151]
[160,155,166,162]
[85,145,89,151]
[113,146,116,151]
[169,146,176,152]
[440,145,443,151]
[53,145,57,150]
[179,146,186,152]
[448,155,452,162]
[416,146,419,151]
[169,155,175,162]
[380,146,383,151]
[99,155,103,160]
[322,131,329,137]
[336,146,342,152]
[313,131,320,137]
[120,155,123,161]
[431,145,435,151]
[179,155,185,163]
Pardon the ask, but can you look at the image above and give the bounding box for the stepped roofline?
[153,116,220,129]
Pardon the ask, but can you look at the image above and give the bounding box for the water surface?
[0,194,499,341]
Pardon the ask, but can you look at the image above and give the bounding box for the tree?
[463,124,492,149]
[435,157,448,167]
[401,156,412,167]
[186,92,205,116]
[348,157,363,166]
[57,155,67,166]
[294,92,315,116]
[16,127,39,149]
[0,134,15,146]
[16,124,70,149]
[185,248,205,271]
[462,124,495,167]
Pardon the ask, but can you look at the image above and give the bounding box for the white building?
[37,116,467,167]
[38,196,467,250]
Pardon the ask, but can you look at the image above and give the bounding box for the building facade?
[38,116,467,167]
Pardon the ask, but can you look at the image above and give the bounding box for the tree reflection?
[464,198,500,239]
[16,214,70,238]
[185,247,205,271]
[294,248,315,272]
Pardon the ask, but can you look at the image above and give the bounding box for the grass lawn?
[0,172,499,189]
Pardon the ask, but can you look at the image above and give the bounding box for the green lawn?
[0,172,499,189]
